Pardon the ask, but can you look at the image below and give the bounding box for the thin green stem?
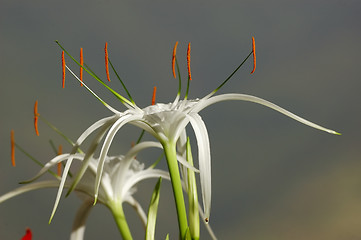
[108,58,135,105]
[108,202,133,240]
[163,142,189,239]
[55,41,134,107]
[212,50,253,94]
[175,57,182,98]
[15,143,59,179]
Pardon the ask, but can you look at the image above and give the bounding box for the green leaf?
[146,177,162,240]
[186,137,200,240]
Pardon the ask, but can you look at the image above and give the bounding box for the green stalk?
[163,142,189,239]
[108,201,133,240]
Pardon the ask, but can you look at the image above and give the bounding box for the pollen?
[152,86,157,105]
[57,145,63,176]
[34,100,39,136]
[10,130,15,167]
[187,43,192,81]
[62,51,66,88]
[172,41,179,79]
[80,48,84,86]
[105,42,111,82]
[251,36,256,74]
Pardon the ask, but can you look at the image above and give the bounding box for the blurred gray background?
[1,0,361,239]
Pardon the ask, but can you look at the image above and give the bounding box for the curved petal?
[121,169,170,200]
[70,199,94,240]
[0,180,62,204]
[124,196,147,229]
[192,93,339,134]
[67,119,116,196]
[95,114,143,202]
[188,113,212,222]
[20,154,74,183]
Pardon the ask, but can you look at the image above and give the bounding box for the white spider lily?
[1,141,169,240]
[57,39,339,231]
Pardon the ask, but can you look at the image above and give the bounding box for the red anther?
[34,100,39,136]
[62,51,66,88]
[151,86,157,105]
[105,42,110,82]
[187,43,192,81]
[57,145,62,176]
[172,41,179,79]
[80,48,84,86]
[21,228,32,240]
[251,37,256,74]
[10,130,15,167]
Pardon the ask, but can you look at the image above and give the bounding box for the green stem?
[163,142,189,239]
[108,202,133,240]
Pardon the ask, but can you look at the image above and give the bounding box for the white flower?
[58,40,339,225]
[0,141,169,240]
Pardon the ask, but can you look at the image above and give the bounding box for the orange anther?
[34,100,39,136]
[105,42,110,82]
[62,51,65,88]
[251,37,256,74]
[10,130,15,167]
[187,43,192,81]
[172,41,179,79]
[80,48,84,86]
[151,86,157,105]
[57,145,63,176]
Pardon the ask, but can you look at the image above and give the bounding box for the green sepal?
[145,177,162,240]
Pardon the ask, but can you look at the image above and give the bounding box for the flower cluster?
[1,38,338,239]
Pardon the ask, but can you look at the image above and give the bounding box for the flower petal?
[67,119,117,196]
[95,114,142,201]
[188,113,212,222]
[0,180,62,204]
[70,199,94,240]
[122,169,170,200]
[192,93,339,135]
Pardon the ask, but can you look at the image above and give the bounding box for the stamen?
[187,43,192,81]
[250,36,256,74]
[172,41,179,79]
[10,130,15,167]
[80,48,84,86]
[57,145,62,176]
[105,42,111,82]
[34,100,39,136]
[62,51,65,88]
[152,86,157,105]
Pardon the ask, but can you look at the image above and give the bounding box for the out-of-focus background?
[1,1,361,239]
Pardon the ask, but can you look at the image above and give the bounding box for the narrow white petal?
[0,180,62,204]
[75,115,118,146]
[121,169,170,199]
[70,199,94,240]
[176,154,200,174]
[192,93,339,134]
[188,113,212,221]
[68,120,115,194]
[95,114,142,201]
[20,154,73,183]
[124,196,148,229]
[198,205,218,240]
